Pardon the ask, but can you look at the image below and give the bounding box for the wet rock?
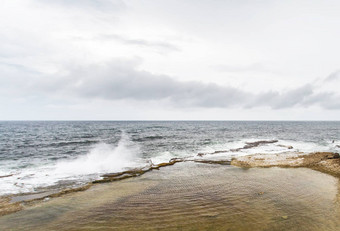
[213,150,228,154]
[326,153,340,159]
[94,169,149,183]
[48,184,92,197]
[154,158,184,169]
[95,158,185,183]
[201,140,280,155]
[197,150,228,156]
[0,197,23,216]
[193,159,231,165]
[230,148,242,152]
[0,174,14,178]
[277,144,293,149]
[244,140,278,149]
[231,140,278,152]
[169,158,184,163]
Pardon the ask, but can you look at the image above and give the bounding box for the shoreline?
[1,161,339,230]
[1,151,340,218]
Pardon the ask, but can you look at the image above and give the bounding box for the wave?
[132,135,165,142]
[0,134,145,196]
[53,136,143,175]
[15,140,99,149]
[49,140,99,148]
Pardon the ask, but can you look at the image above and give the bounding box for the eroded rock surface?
[0,197,22,217]
[231,152,340,177]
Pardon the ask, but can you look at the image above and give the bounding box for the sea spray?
[0,134,146,195]
[54,134,144,175]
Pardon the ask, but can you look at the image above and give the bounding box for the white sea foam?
[54,136,142,175]
[0,135,145,196]
[193,138,335,162]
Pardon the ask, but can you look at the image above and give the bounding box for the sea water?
[0,121,339,196]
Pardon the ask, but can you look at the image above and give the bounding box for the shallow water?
[0,163,340,231]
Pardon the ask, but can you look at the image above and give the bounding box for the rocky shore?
[1,150,340,218]
[231,152,340,177]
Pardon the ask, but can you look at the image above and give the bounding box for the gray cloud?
[37,62,248,108]
[254,85,314,109]
[0,62,39,75]
[18,61,338,110]
[325,70,340,82]
[95,34,180,52]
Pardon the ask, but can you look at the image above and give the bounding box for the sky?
[1,0,340,120]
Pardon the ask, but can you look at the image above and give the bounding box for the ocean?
[1,121,339,196]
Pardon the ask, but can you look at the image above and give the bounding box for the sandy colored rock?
[0,197,22,216]
[231,152,340,177]
[231,152,304,168]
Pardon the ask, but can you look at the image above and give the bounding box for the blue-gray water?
[0,121,339,196]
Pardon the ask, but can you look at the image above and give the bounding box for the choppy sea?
[0,121,339,196]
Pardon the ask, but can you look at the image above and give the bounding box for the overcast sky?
[1,0,340,120]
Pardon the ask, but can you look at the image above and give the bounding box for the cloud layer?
[3,60,337,110]
[1,0,340,119]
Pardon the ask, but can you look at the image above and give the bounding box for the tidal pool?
[0,162,340,231]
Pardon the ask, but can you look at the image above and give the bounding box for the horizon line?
[0,120,339,122]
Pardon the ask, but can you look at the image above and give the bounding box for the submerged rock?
[213,150,228,154]
[231,140,278,152]
[0,174,14,179]
[244,140,278,148]
[277,144,294,149]
[94,158,185,184]
[193,159,231,165]
[0,197,22,216]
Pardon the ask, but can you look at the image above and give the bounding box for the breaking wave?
[0,134,145,195]
[54,135,143,175]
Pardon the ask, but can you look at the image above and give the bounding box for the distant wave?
[49,140,99,148]
[132,135,165,142]
[15,140,98,149]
